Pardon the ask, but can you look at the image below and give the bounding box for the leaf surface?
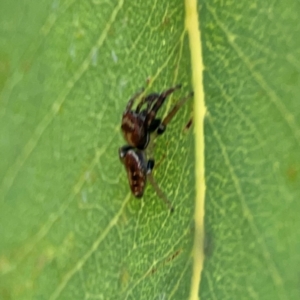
[200,1,300,299]
[0,1,195,299]
[0,0,299,300]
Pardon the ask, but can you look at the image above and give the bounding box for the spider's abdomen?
[121,149,147,198]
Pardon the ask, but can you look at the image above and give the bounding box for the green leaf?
[199,1,300,300]
[0,0,299,300]
[0,1,195,299]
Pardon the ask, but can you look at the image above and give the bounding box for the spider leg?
[136,93,160,113]
[145,84,181,127]
[124,87,144,113]
[146,159,174,212]
[147,170,174,213]
[148,118,161,132]
[136,94,161,134]
[183,117,193,132]
[157,91,193,135]
[146,159,155,174]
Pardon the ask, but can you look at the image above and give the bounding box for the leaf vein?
[207,115,287,300]
[206,4,300,147]
[0,0,125,200]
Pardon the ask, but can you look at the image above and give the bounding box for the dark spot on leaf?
[286,165,298,182]
[161,16,170,28]
[147,249,182,277]
[149,267,157,275]
[119,267,130,287]
[146,76,152,85]
[165,249,182,263]
[183,118,193,133]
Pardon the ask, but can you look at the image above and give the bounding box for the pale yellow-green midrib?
[185,0,206,300]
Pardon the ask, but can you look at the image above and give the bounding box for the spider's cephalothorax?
[119,85,193,212]
[121,85,181,150]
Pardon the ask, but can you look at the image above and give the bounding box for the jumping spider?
[119,85,193,212]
